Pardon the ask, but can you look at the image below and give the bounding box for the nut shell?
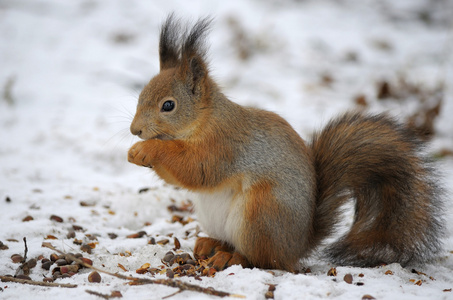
[88,271,101,283]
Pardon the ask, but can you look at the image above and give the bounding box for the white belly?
[192,188,244,247]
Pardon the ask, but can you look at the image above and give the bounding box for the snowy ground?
[1,0,453,299]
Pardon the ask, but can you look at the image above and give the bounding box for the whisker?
[103,128,134,151]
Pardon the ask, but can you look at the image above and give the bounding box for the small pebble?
[81,257,93,266]
[26,258,37,269]
[157,239,169,245]
[179,253,191,262]
[11,254,24,263]
[110,291,122,298]
[344,273,353,284]
[42,260,53,270]
[166,269,174,278]
[55,258,67,266]
[50,215,64,223]
[80,244,92,254]
[88,271,101,283]
[50,253,59,262]
[327,267,337,276]
[127,231,147,238]
[268,284,276,292]
[72,225,84,231]
[174,237,181,250]
[0,241,8,250]
[108,233,118,239]
[138,187,150,193]
[22,216,34,222]
[163,252,175,263]
[181,264,194,271]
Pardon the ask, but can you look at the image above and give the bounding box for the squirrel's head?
[130,14,213,140]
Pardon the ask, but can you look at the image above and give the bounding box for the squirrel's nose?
[130,124,142,137]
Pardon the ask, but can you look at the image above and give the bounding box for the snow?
[1,0,453,299]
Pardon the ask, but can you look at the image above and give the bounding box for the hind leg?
[194,237,251,270]
[194,237,232,260]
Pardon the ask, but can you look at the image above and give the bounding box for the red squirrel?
[128,15,444,271]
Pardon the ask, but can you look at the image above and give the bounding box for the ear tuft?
[180,16,212,64]
[159,13,181,70]
[158,14,213,91]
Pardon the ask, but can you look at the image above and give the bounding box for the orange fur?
[240,180,297,271]
[128,129,235,190]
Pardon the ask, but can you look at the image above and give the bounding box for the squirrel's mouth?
[151,133,173,140]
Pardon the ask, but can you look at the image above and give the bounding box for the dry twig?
[15,237,29,276]
[0,275,77,288]
[85,290,117,299]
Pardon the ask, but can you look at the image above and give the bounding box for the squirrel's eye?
[161,100,175,112]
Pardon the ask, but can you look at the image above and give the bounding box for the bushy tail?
[310,112,444,267]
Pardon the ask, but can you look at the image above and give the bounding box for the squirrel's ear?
[178,16,212,95]
[181,55,207,95]
[159,14,180,70]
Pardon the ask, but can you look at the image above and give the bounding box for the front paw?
[128,141,153,167]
